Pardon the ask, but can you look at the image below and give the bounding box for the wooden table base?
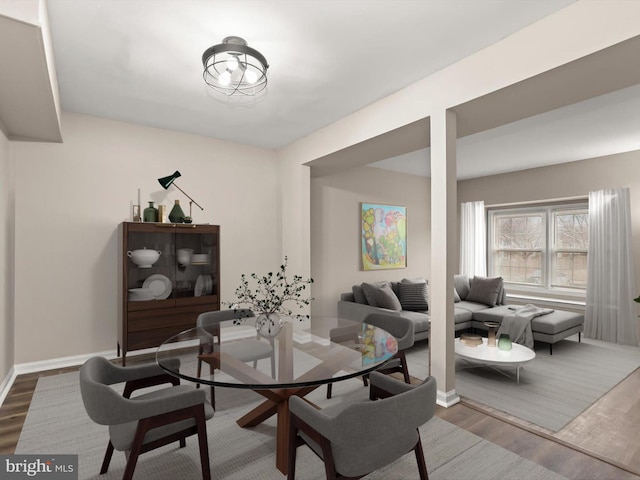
[198,326,363,475]
[236,385,318,473]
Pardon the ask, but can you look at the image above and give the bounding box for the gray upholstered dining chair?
[196,309,276,408]
[79,356,214,480]
[289,371,437,480]
[364,312,415,382]
[326,312,414,399]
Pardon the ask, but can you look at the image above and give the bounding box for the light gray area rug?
[16,370,567,480]
[451,337,640,431]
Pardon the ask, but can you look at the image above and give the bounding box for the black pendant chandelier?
[202,36,269,97]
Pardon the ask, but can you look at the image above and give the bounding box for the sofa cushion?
[465,276,503,307]
[352,285,367,304]
[531,310,585,335]
[454,307,473,323]
[374,283,402,311]
[453,274,471,300]
[397,282,428,311]
[454,288,461,302]
[399,310,430,334]
[361,281,390,307]
[340,292,355,302]
[472,305,585,336]
[456,301,491,314]
[472,305,512,323]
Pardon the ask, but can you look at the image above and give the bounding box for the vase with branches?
[224,256,314,337]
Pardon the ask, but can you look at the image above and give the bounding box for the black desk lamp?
[158,170,204,217]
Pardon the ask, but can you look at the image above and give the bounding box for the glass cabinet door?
[126,228,175,305]
[174,229,219,305]
[124,224,219,308]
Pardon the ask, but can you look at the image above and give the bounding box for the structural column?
[277,158,312,314]
[429,109,460,407]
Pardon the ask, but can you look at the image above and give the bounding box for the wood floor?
[1,357,639,480]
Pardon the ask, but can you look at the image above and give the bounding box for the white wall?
[310,166,431,317]
[459,150,640,317]
[311,150,640,319]
[0,126,14,379]
[12,112,279,363]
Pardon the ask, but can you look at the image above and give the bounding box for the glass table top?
[156,315,398,389]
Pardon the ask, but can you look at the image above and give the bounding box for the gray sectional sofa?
[337,275,585,354]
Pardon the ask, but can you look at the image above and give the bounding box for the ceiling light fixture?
[202,36,269,97]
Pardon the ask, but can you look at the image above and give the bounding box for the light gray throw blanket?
[497,304,554,348]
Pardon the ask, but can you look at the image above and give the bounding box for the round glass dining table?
[156,315,398,474]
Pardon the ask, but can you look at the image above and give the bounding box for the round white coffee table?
[454,337,535,383]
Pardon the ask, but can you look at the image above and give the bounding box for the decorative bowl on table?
[460,333,482,347]
[127,248,161,268]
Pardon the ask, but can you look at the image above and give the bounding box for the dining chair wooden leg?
[414,435,429,480]
[195,405,211,480]
[196,346,203,390]
[398,351,411,383]
[122,419,149,480]
[99,441,114,474]
[208,363,215,410]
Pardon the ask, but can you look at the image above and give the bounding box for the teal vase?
[169,200,185,223]
[497,333,512,351]
[143,201,158,222]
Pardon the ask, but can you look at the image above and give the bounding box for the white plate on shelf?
[128,288,155,301]
[195,275,205,296]
[142,274,172,299]
[195,274,213,296]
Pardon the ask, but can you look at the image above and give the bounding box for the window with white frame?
[488,203,588,291]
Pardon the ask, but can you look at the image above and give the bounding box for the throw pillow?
[454,288,461,303]
[352,285,367,304]
[496,284,505,305]
[401,277,428,284]
[397,282,428,311]
[361,281,390,307]
[453,274,470,300]
[465,276,503,307]
[374,283,402,311]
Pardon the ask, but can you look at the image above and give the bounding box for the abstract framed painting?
[361,203,407,270]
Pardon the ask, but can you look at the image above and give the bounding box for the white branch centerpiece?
[224,256,314,337]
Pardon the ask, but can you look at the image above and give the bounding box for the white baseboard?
[0,327,263,407]
[437,389,460,408]
[0,366,17,408]
[0,347,158,407]
[13,349,119,376]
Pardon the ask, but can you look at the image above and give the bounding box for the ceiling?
[10,0,640,178]
[371,82,640,179]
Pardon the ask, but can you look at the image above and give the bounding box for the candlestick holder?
[132,205,141,222]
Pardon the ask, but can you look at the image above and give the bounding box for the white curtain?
[585,188,639,345]
[460,201,486,277]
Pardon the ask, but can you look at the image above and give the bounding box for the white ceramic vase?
[255,313,283,338]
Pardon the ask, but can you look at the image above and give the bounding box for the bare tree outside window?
[493,213,544,285]
[552,211,588,288]
[490,206,588,290]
